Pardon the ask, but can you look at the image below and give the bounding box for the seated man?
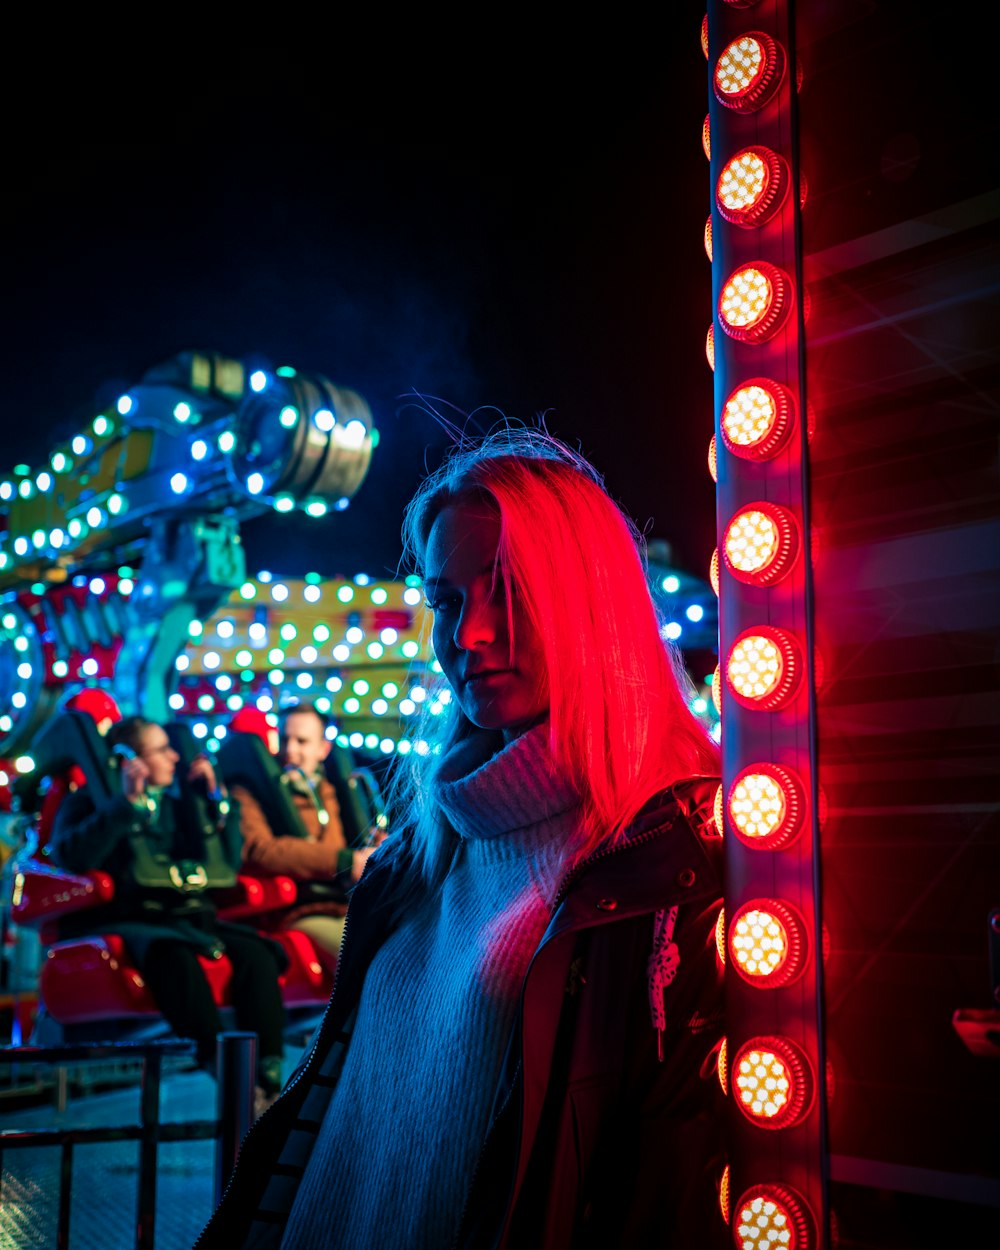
[47,714,288,1107]
[230,703,381,975]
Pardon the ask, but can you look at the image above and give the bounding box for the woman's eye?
[425,594,460,616]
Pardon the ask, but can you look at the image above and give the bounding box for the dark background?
[3,8,717,586]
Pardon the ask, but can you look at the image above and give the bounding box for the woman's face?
[424,500,549,742]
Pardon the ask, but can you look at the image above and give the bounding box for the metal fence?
[0,1033,256,1250]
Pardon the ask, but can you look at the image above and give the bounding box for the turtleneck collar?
[434,720,582,843]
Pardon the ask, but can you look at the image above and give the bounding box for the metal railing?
[0,1032,256,1250]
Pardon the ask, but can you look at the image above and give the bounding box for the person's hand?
[188,754,220,796]
[120,755,151,802]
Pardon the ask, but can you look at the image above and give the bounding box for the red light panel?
[725,625,802,710]
[716,146,789,227]
[722,501,800,586]
[733,1184,814,1250]
[720,378,795,461]
[718,262,793,343]
[727,763,806,850]
[714,32,786,114]
[729,898,808,987]
[733,1035,815,1129]
[707,322,716,370]
[708,435,718,483]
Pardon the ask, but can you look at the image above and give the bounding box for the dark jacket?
[194,776,728,1250]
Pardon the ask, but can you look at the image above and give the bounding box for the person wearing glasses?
[48,714,288,1111]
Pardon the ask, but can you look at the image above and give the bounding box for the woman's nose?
[454,595,500,651]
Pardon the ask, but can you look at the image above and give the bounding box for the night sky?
[5,10,717,587]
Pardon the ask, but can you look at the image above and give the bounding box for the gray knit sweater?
[279,722,581,1250]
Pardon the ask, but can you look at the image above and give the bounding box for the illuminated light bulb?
[704,215,713,262]
[702,113,711,161]
[313,624,331,642]
[216,620,235,640]
[728,763,806,850]
[350,732,365,749]
[716,146,789,227]
[218,430,236,453]
[173,402,191,423]
[708,435,717,484]
[198,694,215,712]
[17,662,32,679]
[402,640,419,658]
[192,723,208,739]
[279,406,299,429]
[723,501,800,586]
[203,652,221,670]
[372,698,389,715]
[296,673,313,689]
[107,493,125,516]
[717,1038,728,1095]
[268,648,285,665]
[314,408,335,431]
[13,637,29,653]
[256,694,274,712]
[51,452,69,472]
[733,1184,814,1250]
[235,649,253,667]
[271,583,289,602]
[300,645,318,663]
[89,577,107,595]
[734,1035,814,1129]
[729,898,807,987]
[710,548,720,596]
[662,575,680,594]
[18,480,33,499]
[380,739,395,754]
[715,907,726,964]
[246,473,265,495]
[705,323,715,370]
[713,784,724,837]
[344,697,361,714]
[227,694,244,711]
[249,370,268,392]
[340,418,367,448]
[333,644,351,662]
[305,500,328,518]
[304,584,321,603]
[382,681,399,698]
[725,626,802,710]
[337,585,355,603]
[719,1164,730,1228]
[0,481,12,500]
[402,586,423,607]
[175,654,190,672]
[279,623,297,641]
[352,679,371,695]
[32,530,45,549]
[14,537,28,556]
[268,669,284,685]
[686,603,704,623]
[170,472,189,494]
[86,506,105,528]
[81,658,99,677]
[248,623,267,644]
[371,586,389,605]
[346,626,364,645]
[700,13,708,58]
[168,693,185,711]
[718,261,793,343]
[15,755,35,774]
[52,660,69,678]
[714,32,786,114]
[326,676,343,692]
[71,435,90,455]
[380,627,399,645]
[720,378,795,461]
[711,666,722,715]
[11,692,27,709]
[215,675,233,692]
[663,622,683,642]
[36,471,52,491]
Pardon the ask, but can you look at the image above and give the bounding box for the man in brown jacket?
[232,704,379,974]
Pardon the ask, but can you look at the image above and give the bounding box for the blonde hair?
[388,424,718,885]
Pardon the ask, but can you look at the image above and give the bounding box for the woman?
[195,426,727,1249]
